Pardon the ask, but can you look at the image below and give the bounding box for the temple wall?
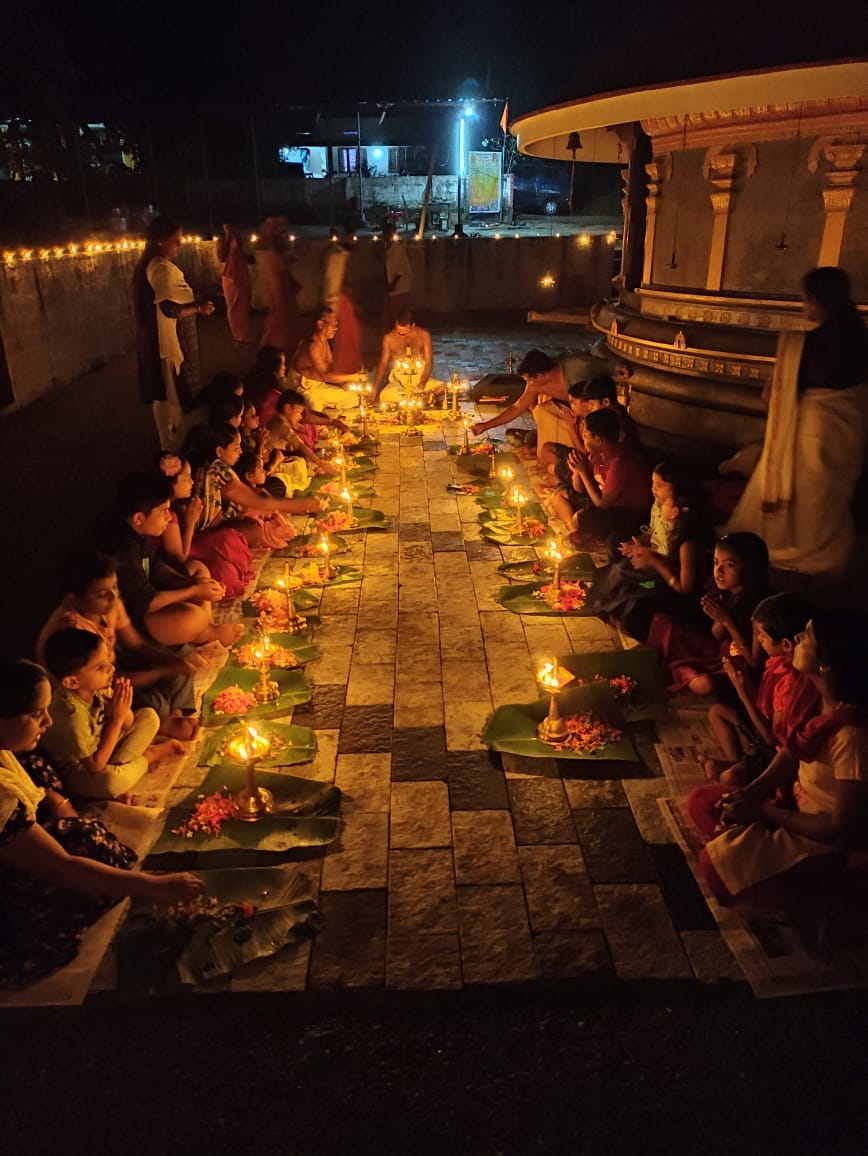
[0,235,611,411]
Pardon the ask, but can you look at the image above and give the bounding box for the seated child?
[235,452,298,549]
[99,471,243,648]
[35,549,202,741]
[266,391,328,495]
[197,424,324,550]
[582,373,642,452]
[648,531,771,696]
[551,407,650,548]
[154,453,208,575]
[40,629,181,800]
[704,592,820,785]
[245,346,286,425]
[586,462,711,641]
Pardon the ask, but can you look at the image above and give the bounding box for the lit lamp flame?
[509,486,527,532]
[339,486,355,523]
[499,466,514,485]
[318,533,332,581]
[229,721,274,821]
[333,453,347,490]
[539,273,556,289]
[462,415,473,454]
[535,660,575,745]
[448,375,465,421]
[546,540,563,592]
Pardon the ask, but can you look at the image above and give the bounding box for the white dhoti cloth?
[726,332,866,576]
[380,371,446,405]
[300,376,358,412]
[532,399,574,459]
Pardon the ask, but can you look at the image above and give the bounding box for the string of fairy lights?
[2,230,619,286]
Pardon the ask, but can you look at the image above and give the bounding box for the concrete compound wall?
[0,234,612,411]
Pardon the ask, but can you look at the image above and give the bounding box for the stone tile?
[563,779,628,809]
[388,849,458,934]
[593,884,693,981]
[338,705,393,754]
[311,615,357,647]
[334,753,392,813]
[452,810,521,884]
[522,621,572,659]
[351,629,398,665]
[393,680,444,728]
[444,700,493,752]
[518,844,599,932]
[292,687,345,730]
[464,540,503,562]
[501,752,562,779]
[320,812,389,890]
[386,934,463,990]
[447,751,509,809]
[399,541,434,564]
[563,617,618,648]
[648,845,717,932]
[397,647,443,679]
[440,625,485,662]
[680,930,744,984]
[456,885,537,985]
[398,523,431,541]
[345,663,395,706]
[507,778,576,844]
[308,889,386,988]
[441,660,490,703]
[622,779,677,845]
[480,610,526,643]
[391,726,448,781]
[533,930,614,980]
[488,665,540,705]
[304,729,339,783]
[355,601,399,630]
[572,809,657,883]
[431,531,466,552]
[390,781,452,848]
[308,645,353,685]
[319,586,360,615]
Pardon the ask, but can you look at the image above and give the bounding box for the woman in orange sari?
[256,216,303,358]
[216,221,252,345]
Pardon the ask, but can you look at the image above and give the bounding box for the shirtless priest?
[372,311,446,403]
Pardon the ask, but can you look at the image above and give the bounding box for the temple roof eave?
[513,59,868,161]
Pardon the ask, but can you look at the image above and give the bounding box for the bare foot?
[214,623,245,646]
[116,791,135,805]
[703,757,728,782]
[158,716,201,742]
[145,739,186,764]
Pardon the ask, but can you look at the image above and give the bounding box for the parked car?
[512,160,571,215]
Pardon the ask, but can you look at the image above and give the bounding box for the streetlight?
[456,103,476,233]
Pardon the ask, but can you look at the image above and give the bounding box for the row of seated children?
[25,358,350,806]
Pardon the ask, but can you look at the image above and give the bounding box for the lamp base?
[537,715,570,745]
[282,616,307,635]
[234,786,275,822]
[254,679,280,704]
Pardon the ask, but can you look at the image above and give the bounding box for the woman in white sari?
[727,268,868,577]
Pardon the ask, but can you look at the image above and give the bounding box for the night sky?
[4,0,867,117]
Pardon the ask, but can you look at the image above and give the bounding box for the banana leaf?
[116,867,322,993]
[479,502,546,525]
[258,559,363,590]
[498,553,596,582]
[232,631,321,669]
[452,450,517,476]
[346,431,380,451]
[200,721,317,768]
[306,476,375,499]
[346,455,377,473]
[314,508,390,534]
[482,682,638,761]
[174,764,341,817]
[275,532,350,558]
[473,486,508,508]
[146,813,340,866]
[202,667,312,724]
[497,581,597,616]
[242,585,322,624]
[558,646,668,722]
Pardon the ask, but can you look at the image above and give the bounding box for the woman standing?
[0,659,201,986]
[216,221,253,345]
[727,267,868,576]
[133,217,215,450]
[256,216,303,358]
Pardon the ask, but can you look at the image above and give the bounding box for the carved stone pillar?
[816,142,864,267]
[642,154,670,286]
[705,153,735,291]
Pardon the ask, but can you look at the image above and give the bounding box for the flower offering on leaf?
[171,791,239,838]
[249,588,297,630]
[316,510,357,533]
[295,561,324,585]
[609,674,639,699]
[554,714,623,754]
[295,541,321,558]
[234,642,298,670]
[463,484,480,494]
[521,518,547,539]
[534,580,587,611]
[211,685,258,716]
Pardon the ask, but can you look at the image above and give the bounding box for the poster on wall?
[468,151,502,213]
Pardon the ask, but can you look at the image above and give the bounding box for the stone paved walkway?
[216,406,740,994]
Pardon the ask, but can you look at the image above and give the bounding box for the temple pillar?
[816,142,865,267]
[705,153,735,291]
[642,154,670,286]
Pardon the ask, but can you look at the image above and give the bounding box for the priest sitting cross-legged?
[372,311,446,404]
